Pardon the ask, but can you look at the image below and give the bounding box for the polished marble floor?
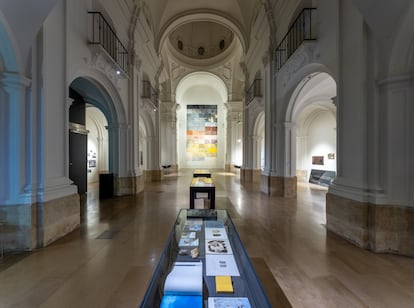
[1,169,414,307]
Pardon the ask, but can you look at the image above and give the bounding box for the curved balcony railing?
[142,80,159,108]
[275,8,316,71]
[245,79,262,106]
[88,12,128,74]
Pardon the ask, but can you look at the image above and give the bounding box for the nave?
[0,170,413,307]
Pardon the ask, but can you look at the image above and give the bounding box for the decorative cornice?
[277,41,316,88]
[89,49,121,88]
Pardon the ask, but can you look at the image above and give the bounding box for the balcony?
[142,80,159,109]
[88,12,128,74]
[245,79,262,106]
[275,8,316,71]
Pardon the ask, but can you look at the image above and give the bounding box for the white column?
[129,52,142,176]
[225,110,233,168]
[263,57,275,177]
[106,123,130,177]
[251,135,259,169]
[0,72,32,204]
[328,0,370,202]
[160,103,178,167]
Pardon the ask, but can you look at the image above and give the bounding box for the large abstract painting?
[187,105,218,161]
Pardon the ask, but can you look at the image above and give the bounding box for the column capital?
[0,72,31,91]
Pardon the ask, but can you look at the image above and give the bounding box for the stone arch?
[285,71,336,123]
[284,68,337,183]
[69,69,127,125]
[175,71,228,169]
[69,70,127,177]
[176,71,228,103]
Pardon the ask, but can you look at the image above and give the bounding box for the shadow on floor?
[250,257,292,308]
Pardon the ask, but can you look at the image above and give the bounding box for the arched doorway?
[253,111,265,171]
[246,111,265,185]
[287,72,337,187]
[175,72,228,169]
[69,76,122,195]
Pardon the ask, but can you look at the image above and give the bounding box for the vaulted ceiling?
[141,0,266,102]
[144,0,262,41]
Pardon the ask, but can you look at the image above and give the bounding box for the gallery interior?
[0,0,414,307]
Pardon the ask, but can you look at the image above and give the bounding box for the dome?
[169,21,234,59]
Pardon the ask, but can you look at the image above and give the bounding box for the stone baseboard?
[0,193,80,251]
[326,193,369,248]
[241,169,261,184]
[0,203,34,251]
[260,175,297,198]
[43,194,80,246]
[134,175,144,194]
[326,193,414,257]
[114,175,144,195]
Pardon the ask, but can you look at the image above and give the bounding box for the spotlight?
[116,70,121,75]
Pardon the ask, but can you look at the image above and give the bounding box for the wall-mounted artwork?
[88,160,96,168]
[187,105,217,161]
[312,156,324,165]
[327,153,335,159]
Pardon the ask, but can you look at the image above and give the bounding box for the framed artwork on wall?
[186,105,218,161]
[312,156,324,165]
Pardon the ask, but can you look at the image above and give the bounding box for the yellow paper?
[215,276,233,293]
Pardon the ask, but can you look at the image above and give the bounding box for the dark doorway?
[69,88,87,194]
[69,132,87,194]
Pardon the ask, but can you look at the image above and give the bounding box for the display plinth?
[190,177,215,209]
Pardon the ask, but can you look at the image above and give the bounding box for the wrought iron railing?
[142,80,159,108]
[275,8,316,71]
[88,12,128,74]
[245,79,262,105]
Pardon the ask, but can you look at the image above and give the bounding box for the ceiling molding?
[157,9,248,54]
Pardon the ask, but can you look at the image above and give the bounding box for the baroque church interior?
[1,0,414,307]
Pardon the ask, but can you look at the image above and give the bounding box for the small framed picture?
[312,156,324,165]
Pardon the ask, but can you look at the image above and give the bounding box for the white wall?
[86,107,108,184]
[230,121,243,166]
[306,112,336,173]
[297,111,336,181]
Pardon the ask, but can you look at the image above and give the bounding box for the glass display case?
[189,178,215,209]
[140,209,271,308]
